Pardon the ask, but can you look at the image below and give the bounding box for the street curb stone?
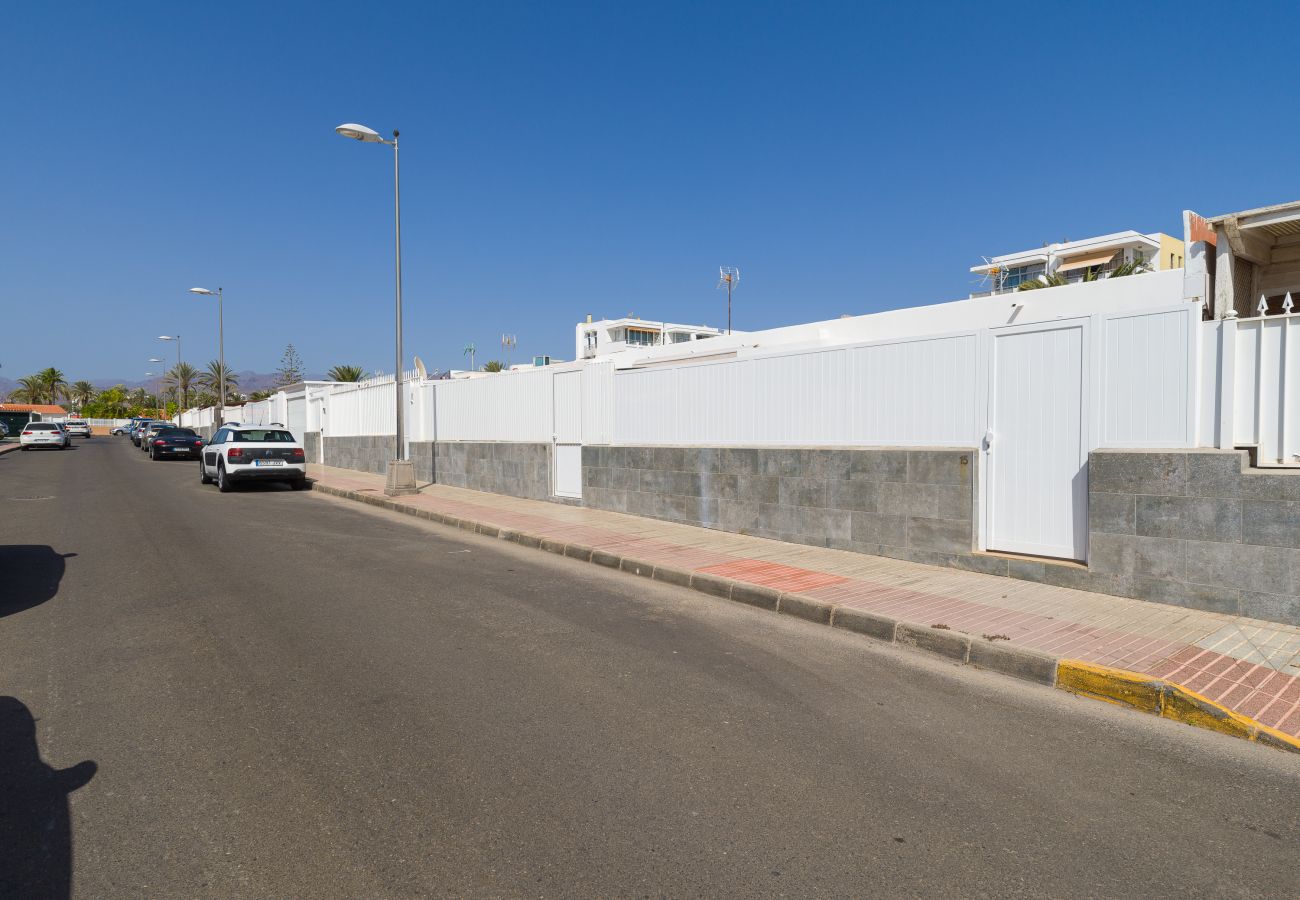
[896,622,971,663]
[308,478,1300,755]
[968,641,1059,686]
[777,593,832,623]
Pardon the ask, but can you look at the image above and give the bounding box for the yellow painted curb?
[1057,660,1300,754]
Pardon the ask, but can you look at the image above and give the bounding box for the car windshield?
[233,430,295,442]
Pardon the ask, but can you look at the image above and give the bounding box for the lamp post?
[334,122,415,496]
[157,335,182,416]
[189,287,225,425]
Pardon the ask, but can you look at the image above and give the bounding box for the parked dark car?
[147,427,204,460]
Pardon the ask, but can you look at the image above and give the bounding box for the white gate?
[985,320,1089,560]
[553,370,582,499]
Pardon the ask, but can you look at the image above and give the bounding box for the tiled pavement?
[308,464,1300,740]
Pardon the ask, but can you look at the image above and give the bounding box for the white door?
[986,321,1088,560]
[553,371,582,499]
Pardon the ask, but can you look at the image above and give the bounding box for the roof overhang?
[1211,200,1300,239]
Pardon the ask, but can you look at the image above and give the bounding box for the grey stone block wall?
[311,436,547,498]
[304,431,320,465]
[582,446,977,562]
[1088,449,1300,625]
[433,442,551,501]
[323,435,397,476]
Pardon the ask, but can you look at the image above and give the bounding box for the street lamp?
[190,287,225,424]
[157,335,182,415]
[335,121,415,496]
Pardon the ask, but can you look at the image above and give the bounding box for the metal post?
[217,288,225,427]
[393,131,404,462]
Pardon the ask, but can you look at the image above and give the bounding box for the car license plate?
[254,459,284,466]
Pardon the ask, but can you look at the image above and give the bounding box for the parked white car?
[199,424,307,492]
[20,422,67,450]
[64,419,91,437]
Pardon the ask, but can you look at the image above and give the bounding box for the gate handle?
[982,430,994,450]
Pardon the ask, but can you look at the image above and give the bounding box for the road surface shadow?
[0,697,96,900]
[0,546,75,619]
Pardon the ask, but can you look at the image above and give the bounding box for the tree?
[275,344,305,387]
[163,362,200,410]
[7,376,40,404]
[326,364,364,382]
[196,360,240,405]
[482,360,505,373]
[35,368,69,405]
[70,381,96,410]
[248,389,274,402]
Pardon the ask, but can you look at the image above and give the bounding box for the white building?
[576,316,729,360]
[970,230,1184,296]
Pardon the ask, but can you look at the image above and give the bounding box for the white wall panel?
[553,371,582,443]
[1198,321,1221,448]
[851,335,977,445]
[433,369,553,442]
[612,333,980,447]
[1101,308,1192,447]
[581,361,614,444]
[1234,321,1260,445]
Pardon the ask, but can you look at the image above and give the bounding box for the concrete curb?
[0,442,23,456]
[308,478,1300,756]
[1056,660,1300,753]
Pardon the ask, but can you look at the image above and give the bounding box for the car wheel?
[217,462,232,493]
[199,460,213,484]
[290,478,307,491]
[151,449,160,460]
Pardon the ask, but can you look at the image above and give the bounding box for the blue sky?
[1,1,1294,382]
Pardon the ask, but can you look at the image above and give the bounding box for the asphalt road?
[2,437,1298,898]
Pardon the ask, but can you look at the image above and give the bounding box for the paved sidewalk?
[308,464,1300,742]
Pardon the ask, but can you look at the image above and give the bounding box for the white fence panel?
[613,332,980,448]
[1232,313,1299,466]
[581,361,614,445]
[286,395,306,439]
[1100,307,1194,447]
[851,334,978,446]
[434,369,553,442]
[553,371,582,443]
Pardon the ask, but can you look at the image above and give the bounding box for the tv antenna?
[717,267,740,334]
[463,343,476,372]
[976,256,1007,294]
[501,334,517,368]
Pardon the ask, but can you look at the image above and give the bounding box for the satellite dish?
[413,356,428,380]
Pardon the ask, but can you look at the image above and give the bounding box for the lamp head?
[335,123,383,143]
[189,287,215,296]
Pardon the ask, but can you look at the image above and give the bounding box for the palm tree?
[7,376,41,404]
[163,362,200,410]
[70,380,96,410]
[35,368,69,405]
[247,389,274,401]
[326,364,364,382]
[1016,259,1150,292]
[196,360,240,405]
[482,360,505,373]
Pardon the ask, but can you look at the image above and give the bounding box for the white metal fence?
[1203,307,1299,467]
